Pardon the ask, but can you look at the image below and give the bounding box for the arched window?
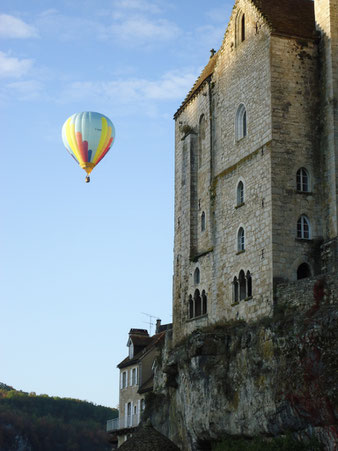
[238,227,245,251]
[198,114,207,168]
[194,289,201,317]
[237,181,244,205]
[194,267,200,284]
[241,14,245,42]
[201,212,206,232]
[235,11,245,46]
[246,271,252,297]
[296,168,310,192]
[202,290,207,315]
[235,104,247,140]
[297,263,311,280]
[233,277,239,302]
[189,295,193,319]
[239,270,246,300]
[297,215,311,239]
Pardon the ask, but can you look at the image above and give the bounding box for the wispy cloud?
[36,9,102,42]
[112,0,162,14]
[35,4,179,45]
[6,80,43,100]
[108,15,180,42]
[59,69,197,115]
[0,14,38,39]
[0,51,33,78]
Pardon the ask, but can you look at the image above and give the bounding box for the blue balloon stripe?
[88,149,93,162]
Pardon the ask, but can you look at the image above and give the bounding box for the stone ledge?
[186,314,208,323]
[235,202,245,209]
[190,248,214,262]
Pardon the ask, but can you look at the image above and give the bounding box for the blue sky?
[0,0,233,408]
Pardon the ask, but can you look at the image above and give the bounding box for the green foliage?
[0,385,118,451]
[212,435,324,451]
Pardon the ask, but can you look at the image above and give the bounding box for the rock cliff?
[145,281,337,450]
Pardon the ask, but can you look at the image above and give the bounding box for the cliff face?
[146,279,338,450]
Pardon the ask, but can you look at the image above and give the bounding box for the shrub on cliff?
[212,434,323,451]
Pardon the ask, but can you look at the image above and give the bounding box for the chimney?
[156,319,161,333]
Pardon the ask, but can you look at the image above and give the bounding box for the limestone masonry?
[172,0,338,344]
[145,0,338,449]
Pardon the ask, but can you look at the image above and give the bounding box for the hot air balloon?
[62,111,115,182]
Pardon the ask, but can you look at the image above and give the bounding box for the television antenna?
[141,312,159,335]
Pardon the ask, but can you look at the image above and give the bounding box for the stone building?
[172,0,338,344]
[108,323,170,448]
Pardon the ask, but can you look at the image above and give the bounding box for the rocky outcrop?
[146,296,338,450]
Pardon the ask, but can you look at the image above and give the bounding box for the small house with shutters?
[107,321,171,448]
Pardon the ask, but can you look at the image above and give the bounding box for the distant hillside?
[0,383,14,391]
[0,384,117,451]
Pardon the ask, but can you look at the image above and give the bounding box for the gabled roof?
[128,334,153,348]
[118,423,180,451]
[174,0,316,119]
[118,332,165,369]
[251,0,316,40]
[174,52,218,119]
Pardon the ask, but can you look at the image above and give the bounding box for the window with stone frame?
[194,267,200,284]
[198,114,207,169]
[235,104,247,140]
[233,271,252,303]
[188,289,208,319]
[297,215,311,239]
[202,290,207,315]
[235,10,245,46]
[241,13,245,41]
[201,211,206,231]
[233,276,239,302]
[189,295,193,319]
[239,270,246,300]
[237,227,245,251]
[246,271,252,297]
[194,289,202,317]
[237,181,244,205]
[296,168,310,192]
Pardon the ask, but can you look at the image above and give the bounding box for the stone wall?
[275,273,337,312]
[172,0,338,346]
[314,0,338,238]
[270,34,322,282]
[173,0,275,344]
[148,297,338,450]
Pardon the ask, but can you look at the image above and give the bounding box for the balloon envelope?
[62,111,115,176]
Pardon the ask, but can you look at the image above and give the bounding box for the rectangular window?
[122,371,127,389]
